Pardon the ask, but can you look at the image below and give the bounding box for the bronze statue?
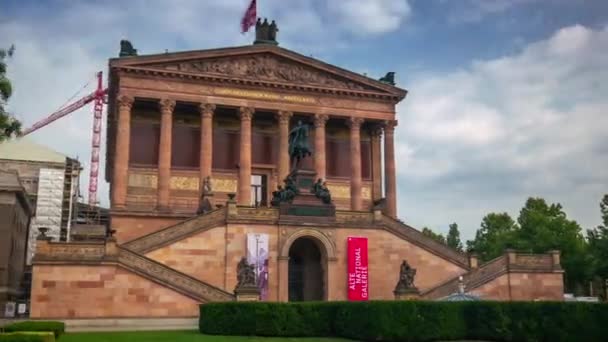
[312,178,332,204]
[379,72,395,86]
[236,257,256,289]
[288,120,312,169]
[395,260,417,291]
[119,40,138,57]
[271,185,284,206]
[269,20,278,41]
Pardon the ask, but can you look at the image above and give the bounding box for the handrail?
[123,207,227,254]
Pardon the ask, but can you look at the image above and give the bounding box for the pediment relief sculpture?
[150,54,372,91]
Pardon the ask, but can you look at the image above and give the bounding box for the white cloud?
[327,0,411,35]
[447,0,538,24]
[396,24,608,238]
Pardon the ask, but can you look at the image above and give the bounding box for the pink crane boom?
[20,71,108,206]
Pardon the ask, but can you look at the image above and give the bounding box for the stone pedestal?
[394,287,420,300]
[235,285,260,302]
[278,168,335,222]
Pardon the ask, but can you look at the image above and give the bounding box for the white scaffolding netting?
[27,168,65,264]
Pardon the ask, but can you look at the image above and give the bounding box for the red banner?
[347,237,369,301]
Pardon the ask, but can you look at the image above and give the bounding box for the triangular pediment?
[111,45,406,98]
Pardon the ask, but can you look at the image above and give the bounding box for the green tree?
[446,222,463,251]
[516,197,590,293]
[466,212,518,262]
[587,194,608,290]
[422,227,446,245]
[0,45,21,141]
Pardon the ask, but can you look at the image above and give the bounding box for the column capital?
[347,117,364,130]
[383,120,398,133]
[199,103,216,118]
[313,114,329,128]
[275,110,293,124]
[117,95,134,110]
[159,99,176,115]
[370,124,383,138]
[239,107,255,121]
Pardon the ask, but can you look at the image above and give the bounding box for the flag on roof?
[241,0,257,33]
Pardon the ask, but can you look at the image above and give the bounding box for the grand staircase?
[422,255,508,299]
[117,247,233,302]
[123,207,227,254]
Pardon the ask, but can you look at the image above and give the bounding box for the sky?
[1,0,607,241]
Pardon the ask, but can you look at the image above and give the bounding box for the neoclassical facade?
[29,30,565,320]
[104,42,404,243]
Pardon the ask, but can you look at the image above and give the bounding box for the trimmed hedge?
[200,301,608,342]
[0,332,54,342]
[2,322,64,339]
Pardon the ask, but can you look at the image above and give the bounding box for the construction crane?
[20,71,108,206]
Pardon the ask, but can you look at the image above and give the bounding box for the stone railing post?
[548,250,561,270]
[468,253,479,269]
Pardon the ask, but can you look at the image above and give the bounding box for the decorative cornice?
[117,66,403,102]
[110,45,407,101]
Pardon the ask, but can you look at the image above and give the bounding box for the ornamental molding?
[112,47,406,101]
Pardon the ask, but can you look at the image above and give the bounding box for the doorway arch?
[288,237,324,301]
[279,229,336,302]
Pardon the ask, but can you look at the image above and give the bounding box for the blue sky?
[1,0,607,240]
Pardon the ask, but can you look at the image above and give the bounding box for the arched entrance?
[288,237,324,301]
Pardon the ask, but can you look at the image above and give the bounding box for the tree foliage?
[466,212,518,262]
[446,222,463,251]
[467,197,592,294]
[587,194,608,293]
[422,227,446,245]
[0,45,21,142]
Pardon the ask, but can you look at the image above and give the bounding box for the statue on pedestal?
[235,257,256,290]
[394,260,418,292]
[288,120,312,170]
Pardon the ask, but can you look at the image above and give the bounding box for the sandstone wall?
[112,216,183,243]
[333,228,467,300]
[30,265,199,318]
[146,226,227,290]
[471,272,564,301]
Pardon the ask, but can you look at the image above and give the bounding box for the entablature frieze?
[116,74,396,121]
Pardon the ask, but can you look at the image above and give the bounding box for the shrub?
[2,322,64,339]
[200,301,608,342]
[0,332,54,342]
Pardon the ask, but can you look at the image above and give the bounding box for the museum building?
[29,22,564,319]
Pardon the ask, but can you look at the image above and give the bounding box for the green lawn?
[61,330,355,342]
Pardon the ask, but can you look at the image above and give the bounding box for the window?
[171,125,200,168]
[130,121,160,166]
[251,174,267,207]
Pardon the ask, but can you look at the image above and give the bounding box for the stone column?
[199,103,216,190]
[370,126,383,201]
[384,120,397,218]
[348,117,364,211]
[313,114,328,180]
[238,107,254,206]
[276,111,292,183]
[157,99,176,211]
[112,95,134,209]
